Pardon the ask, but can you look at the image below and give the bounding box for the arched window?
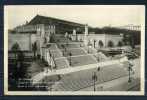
[107,40,114,47]
[117,41,123,47]
[98,40,104,48]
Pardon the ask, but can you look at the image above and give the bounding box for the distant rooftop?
[28,15,85,27]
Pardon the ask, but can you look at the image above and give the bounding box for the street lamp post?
[69,52,72,66]
[66,38,68,46]
[64,47,67,56]
[128,62,133,83]
[61,45,65,56]
[52,54,57,70]
[92,72,97,91]
[50,81,53,91]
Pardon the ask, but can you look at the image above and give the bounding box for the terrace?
[57,43,81,49]
[44,40,126,70]
[54,58,70,69]
[61,48,87,57]
[31,34,132,88]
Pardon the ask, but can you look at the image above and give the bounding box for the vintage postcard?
[4,5,145,95]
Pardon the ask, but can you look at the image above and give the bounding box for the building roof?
[28,15,85,27]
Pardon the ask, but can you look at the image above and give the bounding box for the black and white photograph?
[4,5,145,95]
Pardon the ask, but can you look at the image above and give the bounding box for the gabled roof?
[28,15,85,27]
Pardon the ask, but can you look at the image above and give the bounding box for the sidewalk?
[31,57,128,84]
[80,76,140,91]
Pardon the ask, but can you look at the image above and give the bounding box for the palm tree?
[92,72,97,91]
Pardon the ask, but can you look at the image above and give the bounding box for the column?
[73,29,76,41]
[84,24,88,46]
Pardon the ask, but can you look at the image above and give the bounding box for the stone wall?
[72,34,123,48]
[8,33,37,51]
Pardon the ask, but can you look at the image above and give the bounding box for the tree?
[108,41,114,47]
[98,40,104,48]
[32,41,37,59]
[123,33,137,48]
[11,42,21,62]
[10,42,26,89]
[11,42,20,51]
[61,44,65,49]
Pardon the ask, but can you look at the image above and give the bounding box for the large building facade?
[9,15,124,54]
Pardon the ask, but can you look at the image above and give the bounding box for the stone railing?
[14,25,37,32]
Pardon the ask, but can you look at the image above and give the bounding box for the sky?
[5,5,145,29]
